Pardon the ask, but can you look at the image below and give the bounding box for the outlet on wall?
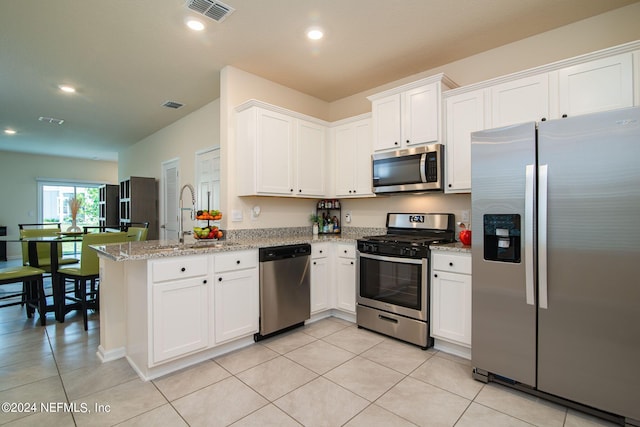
[461,210,470,222]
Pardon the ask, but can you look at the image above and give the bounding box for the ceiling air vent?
[186,0,235,23]
[38,116,64,125]
[162,101,184,109]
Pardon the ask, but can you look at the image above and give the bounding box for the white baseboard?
[97,345,126,363]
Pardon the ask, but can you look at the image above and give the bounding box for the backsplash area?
[225,226,386,241]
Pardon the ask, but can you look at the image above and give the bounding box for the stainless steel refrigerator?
[471,107,640,424]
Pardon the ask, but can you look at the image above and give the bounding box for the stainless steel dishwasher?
[255,243,311,340]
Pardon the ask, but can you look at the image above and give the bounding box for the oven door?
[357,252,428,320]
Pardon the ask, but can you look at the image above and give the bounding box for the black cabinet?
[99,184,119,228]
[119,177,158,240]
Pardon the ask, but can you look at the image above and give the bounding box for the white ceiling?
[1,0,637,162]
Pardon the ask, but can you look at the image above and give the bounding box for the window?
[37,180,102,255]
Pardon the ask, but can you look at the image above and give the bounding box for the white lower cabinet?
[213,250,259,345]
[430,251,472,348]
[310,243,330,314]
[150,255,211,365]
[310,242,356,316]
[335,243,356,313]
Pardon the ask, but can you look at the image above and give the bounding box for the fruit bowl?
[195,210,222,221]
[193,226,223,240]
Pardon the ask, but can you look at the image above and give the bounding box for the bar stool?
[0,266,47,325]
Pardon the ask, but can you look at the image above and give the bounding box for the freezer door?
[471,122,537,386]
[537,107,640,420]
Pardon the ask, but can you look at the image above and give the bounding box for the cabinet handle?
[218,277,223,282]
[541,117,547,121]
[434,274,438,278]
[203,279,207,284]
[290,188,294,192]
[319,250,323,254]
[562,114,568,118]
[406,140,410,143]
[348,190,352,193]
[353,190,356,193]
[449,262,453,266]
[181,267,186,272]
[350,261,354,265]
[299,189,302,193]
[236,260,241,265]
[448,184,452,188]
[313,261,317,265]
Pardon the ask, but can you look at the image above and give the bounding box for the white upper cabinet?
[236,102,327,197]
[369,74,456,152]
[444,88,488,193]
[490,74,550,127]
[371,95,401,151]
[555,52,633,118]
[333,117,374,197]
[295,119,326,196]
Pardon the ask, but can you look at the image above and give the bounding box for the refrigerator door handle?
[525,164,535,306]
[539,164,549,309]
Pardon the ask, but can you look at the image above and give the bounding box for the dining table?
[0,232,83,321]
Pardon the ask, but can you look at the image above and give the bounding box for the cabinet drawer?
[312,243,330,259]
[432,253,471,275]
[151,255,209,283]
[336,243,355,259]
[215,250,258,273]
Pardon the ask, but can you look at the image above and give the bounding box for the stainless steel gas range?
[356,213,455,349]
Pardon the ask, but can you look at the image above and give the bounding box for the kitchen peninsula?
[93,231,364,381]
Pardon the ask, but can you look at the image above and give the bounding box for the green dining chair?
[19,224,80,271]
[126,227,148,241]
[0,265,47,325]
[57,232,129,330]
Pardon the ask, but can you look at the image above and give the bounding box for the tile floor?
[0,289,620,426]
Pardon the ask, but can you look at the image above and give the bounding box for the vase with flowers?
[67,197,82,232]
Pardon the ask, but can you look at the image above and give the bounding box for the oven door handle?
[358,252,424,265]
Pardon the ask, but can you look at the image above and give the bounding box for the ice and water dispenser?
[483,214,521,263]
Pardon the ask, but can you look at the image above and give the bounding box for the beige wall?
[118,99,220,236]
[0,151,117,259]
[122,2,640,234]
[220,67,330,230]
[329,2,640,121]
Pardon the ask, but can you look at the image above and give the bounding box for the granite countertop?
[92,233,363,262]
[430,242,472,254]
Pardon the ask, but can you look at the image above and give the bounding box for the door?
[196,147,220,212]
[256,108,295,194]
[470,122,537,386]
[537,108,640,419]
[214,268,259,344]
[161,158,179,240]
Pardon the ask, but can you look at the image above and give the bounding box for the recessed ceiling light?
[4,129,16,135]
[58,84,76,93]
[307,28,324,40]
[186,19,205,31]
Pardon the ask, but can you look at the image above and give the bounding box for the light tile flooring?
[0,298,619,426]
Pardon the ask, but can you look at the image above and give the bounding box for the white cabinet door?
[557,53,633,118]
[310,256,330,314]
[334,118,373,197]
[295,119,325,196]
[256,109,295,195]
[403,84,439,146]
[213,268,259,344]
[431,270,472,347]
[491,74,550,127]
[152,277,209,364]
[335,257,356,313]
[444,89,487,193]
[372,94,401,151]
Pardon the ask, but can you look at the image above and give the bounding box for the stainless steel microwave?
[372,144,444,194]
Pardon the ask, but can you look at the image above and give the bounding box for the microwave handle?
[419,153,427,183]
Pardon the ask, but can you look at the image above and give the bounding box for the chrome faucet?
[179,184,196,244]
